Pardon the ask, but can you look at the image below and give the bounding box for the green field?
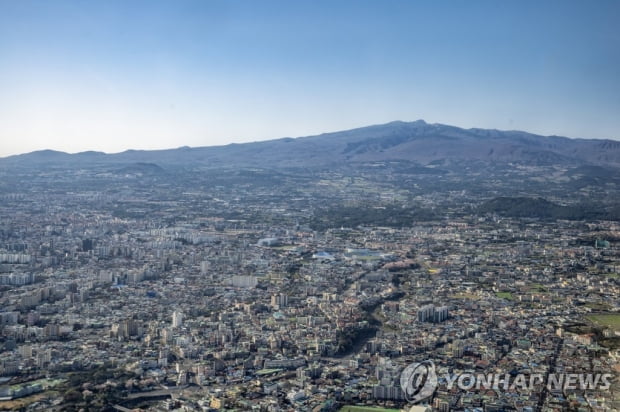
[495,291,513,300]
[587,313,620,331]
[272,245,297,251]
[339,407,401,412]
[528,283,548,292]
[256,368,282,376]
[585,302,612,311]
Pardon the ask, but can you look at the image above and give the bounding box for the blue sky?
[1,0,619,156]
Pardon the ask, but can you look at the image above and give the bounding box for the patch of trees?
[59,363,132,410]
[310,205,439,230]
[479,197,620,221]
[335,291,406,355]
[334,324,378,356]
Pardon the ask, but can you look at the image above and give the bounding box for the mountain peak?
[385,119,427,127]
[1,121,618,168]
[30,149,68,156]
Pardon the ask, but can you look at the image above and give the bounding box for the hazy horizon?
[1,118,616,159]
[1,0,619,157]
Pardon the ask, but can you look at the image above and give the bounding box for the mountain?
[2,120,619,224]
[1,120,619,169]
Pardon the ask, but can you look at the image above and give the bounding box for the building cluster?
[0,174,618,411]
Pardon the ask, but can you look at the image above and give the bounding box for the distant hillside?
[479,197,620,221]
[115,162,166,176]
[1,120,619,169]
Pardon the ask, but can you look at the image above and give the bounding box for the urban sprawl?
[0,164,619,412]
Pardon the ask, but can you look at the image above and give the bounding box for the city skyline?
[1,0,620,157]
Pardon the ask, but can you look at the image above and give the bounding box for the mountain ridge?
[2,120,619,169]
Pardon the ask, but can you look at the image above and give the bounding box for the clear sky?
[1,0,619,156]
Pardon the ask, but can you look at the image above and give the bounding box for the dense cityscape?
[2,0,620,411]
[0,155,619,411]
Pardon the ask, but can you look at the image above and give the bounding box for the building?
[231,275,258,288]
[172,311,183,328]
[271,293,288,308]
[418,304,449,323]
